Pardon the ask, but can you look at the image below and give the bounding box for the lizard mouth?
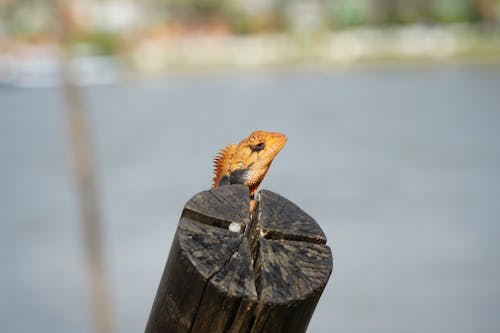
[266,133,287,156]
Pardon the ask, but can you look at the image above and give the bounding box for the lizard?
[212,130,287,200]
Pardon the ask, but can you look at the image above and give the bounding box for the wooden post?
[146,184,333,333]
[58,2,114,332]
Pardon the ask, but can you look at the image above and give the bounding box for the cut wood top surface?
[179,184,332,305]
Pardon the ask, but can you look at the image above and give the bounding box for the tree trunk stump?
[146,184,333,333]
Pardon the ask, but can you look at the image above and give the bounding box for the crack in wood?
[247,198,263,300]
[182,208,235,231]
[259,229,326,245]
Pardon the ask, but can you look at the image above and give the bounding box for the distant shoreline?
[124,24,500,74]
[1,24,499,87]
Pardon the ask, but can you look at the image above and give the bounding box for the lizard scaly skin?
[212,130,287,198]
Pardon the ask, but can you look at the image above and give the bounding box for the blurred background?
[1,0,500,333]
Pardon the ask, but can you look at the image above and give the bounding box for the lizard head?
[213,130,287,196]
[231,130,287,171]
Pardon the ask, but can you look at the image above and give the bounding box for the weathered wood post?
[146,184,332,333]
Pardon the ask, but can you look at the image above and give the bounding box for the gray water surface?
[1,66,500,333]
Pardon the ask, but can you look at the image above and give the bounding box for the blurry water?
[1,66,500,333]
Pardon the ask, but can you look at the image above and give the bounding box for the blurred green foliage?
[1,0,499,49]
[433,0,477,23]
[68,31,121,56]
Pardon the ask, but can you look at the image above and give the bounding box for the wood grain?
[146,184,333,333]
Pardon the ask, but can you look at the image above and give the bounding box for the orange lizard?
[212,130,287,198]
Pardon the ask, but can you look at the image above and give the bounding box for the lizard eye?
[250,142,265,152]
